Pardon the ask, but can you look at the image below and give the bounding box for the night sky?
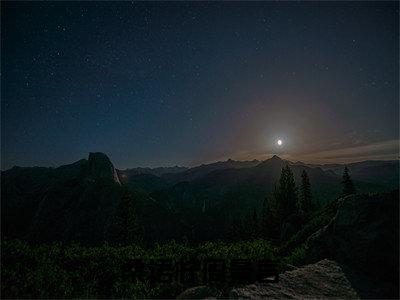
[2,1,399,169]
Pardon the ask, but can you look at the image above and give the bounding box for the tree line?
[230,165,356,242]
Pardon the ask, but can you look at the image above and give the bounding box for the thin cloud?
[297,139,399,164]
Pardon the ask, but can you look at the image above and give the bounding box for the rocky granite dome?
[83,152,121,184]
[1,152,125,243]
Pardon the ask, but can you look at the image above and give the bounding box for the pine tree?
[342,166,356,196]
[300,170,312,215]
[261,197,278,239]
[241,209,259,240]
[229,217,244,241]
[275,165,298,225]
[109,189,143,245]
[251,208,259,239]
[261,197,269,236]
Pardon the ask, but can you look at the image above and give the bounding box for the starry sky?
[2,1,399,169]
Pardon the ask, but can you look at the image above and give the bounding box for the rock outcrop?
[230,259,359,299]
[84,152,121,184]
[305,190,399,298]
[177,260,359,299]
[177,286,222,299]
[176,191,399,299]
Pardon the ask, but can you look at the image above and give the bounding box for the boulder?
[230,259,359,299]
[176,286,222,299]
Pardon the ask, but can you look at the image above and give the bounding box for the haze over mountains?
[113,154,399,186]
[117,154,398,195]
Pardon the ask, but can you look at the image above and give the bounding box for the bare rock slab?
[230,259,359,299]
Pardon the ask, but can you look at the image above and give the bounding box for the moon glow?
[277,139,283,146]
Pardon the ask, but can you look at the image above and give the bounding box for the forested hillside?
[1,153,398,298]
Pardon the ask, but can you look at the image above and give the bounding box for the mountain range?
[1,152,398,245]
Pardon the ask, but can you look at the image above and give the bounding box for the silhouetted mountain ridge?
[2,152,398,244]
[161,158,261,183]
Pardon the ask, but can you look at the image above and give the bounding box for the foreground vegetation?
[1,197,338,299]
[1,239,278,299]
[1,164,359,298]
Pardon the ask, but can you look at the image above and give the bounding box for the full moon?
[277,139,283,146]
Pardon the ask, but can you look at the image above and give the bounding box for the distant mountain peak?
[257,154,285,168]
[270,155,282,160]
[258,155,288,168]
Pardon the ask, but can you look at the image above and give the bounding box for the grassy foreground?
[1,239,278,299]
